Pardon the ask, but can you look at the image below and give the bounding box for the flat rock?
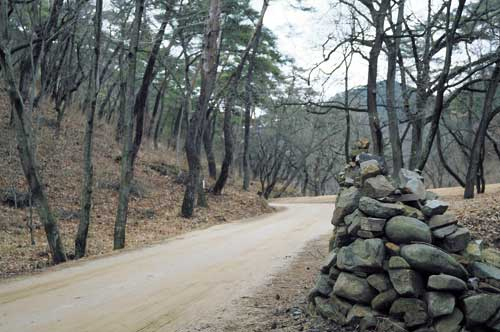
[359,197,405,219]
[400,243,469,280]
[422,200,449,217]
[442,227,471,253]
[332,187,361,225]
[367,273,392,292]
[428,214,458,230]
[427,274,467,292]
[464,240,483,260]
[462,294,500,326]
[362,175,395,198]
[337,238,385,273]
[434,308,463,332]
[424,291,455,318]
[389,268,424,297]
[371,289,398,311]
[432,224,458,239]
[360,217,386,232]
[390,298,428,327]
[333,272,377,304]
[471,262,500,281]
[315,295,352,325]
[385,216,432,244]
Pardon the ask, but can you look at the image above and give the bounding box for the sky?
[254,0,431,97]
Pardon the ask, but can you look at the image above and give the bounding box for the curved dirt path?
[0,199,333,332]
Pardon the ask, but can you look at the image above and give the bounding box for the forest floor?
[215,186,500,332]
[0,95,272,278]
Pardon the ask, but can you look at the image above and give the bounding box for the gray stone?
[360,217,386,232]
[422,200,449,217]
[320,250,337,274]
[432,224,458,239]
[362,175,396,199]
[367,273,392,292]
[389,256,411,269]
[371,289,398,311]
[359,197,405,219]
[315,295,352,325]
[347,217,361,235]
[390,298,428,327]
[400,243,469,280]
[333,272,377,304]
[434,308,463,332]
[357,230,380,238]
[487,308,500,331]
[400,204,425,220]
[377,318,408,332]
[360,315,378,332]
[360,159,382,181]
[462,294,500,326]
[385,216,432,244]
[314,273,333,297]
[442,227,471,253]
[329,266,341,280]
[427,274,467,292]
[471,262,500,281]
[399,169,424,186]
[482,248,500,268]
[428,214,458,230]
[389,268,424,297]
[345,209,365,225]
[463,240,483,260]
[332,186,361,225]
[424,291,455,318]
[405,178,427,201]
[337,238,385,273]
[425,191,440,201]
[346,304,375,325]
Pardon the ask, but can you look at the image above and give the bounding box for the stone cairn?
[308,144,500,332]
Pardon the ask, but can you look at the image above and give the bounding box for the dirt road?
[0,200,333,332]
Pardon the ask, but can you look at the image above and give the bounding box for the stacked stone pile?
[308,152,500,332]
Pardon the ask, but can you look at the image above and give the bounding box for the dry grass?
[0,93,272,278]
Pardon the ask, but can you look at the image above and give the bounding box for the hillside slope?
[0,92,272,278]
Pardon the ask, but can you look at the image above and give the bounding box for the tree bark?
[464,59,500,198]
[203,108,217,179]
[0,4,67,263]
[113,0,145,249]
[417,0,466,171]
[181,0,221,217]
[75,0,103,258]
[364,0,390,158]
[213,0,269,195]
[385,0,404,178]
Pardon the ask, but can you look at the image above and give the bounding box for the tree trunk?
[213,0,269,195]
[365,0,390,158]
[113,0,145,249]
[417,0,466,171]
[181,0,221,217]
[203,108,217,179]
[0,35,67,264]
[385,0,404,178]
[75,0,103,258]
[464,59,500,198]
[243,16,264,190]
